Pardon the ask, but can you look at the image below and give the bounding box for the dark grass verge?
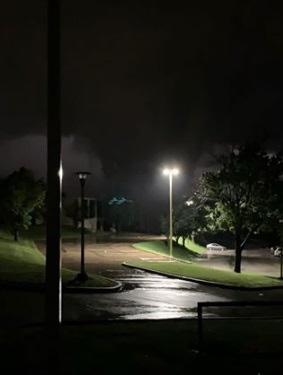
[0,319,283,374]
[0,230,117,289]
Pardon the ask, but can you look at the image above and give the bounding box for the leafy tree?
[0,167,46,240]
[173,200,198,246]
[198,142,283,273]
[161,197,205,246]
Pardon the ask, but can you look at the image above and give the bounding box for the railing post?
[197,303,203,354]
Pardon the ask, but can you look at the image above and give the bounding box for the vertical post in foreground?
[46,0,62,327]
[94,198,98,232]
[197,303,203,354]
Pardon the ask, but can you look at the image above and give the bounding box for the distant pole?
[46,0,62,326]
[75,172,91,282]
[169,173,173,258]
[94,198,98,232]
[162,168,179,258]
[80,179,86,276]
[280,250,283,280]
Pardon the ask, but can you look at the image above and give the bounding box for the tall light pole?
[75,171,91,282]
[46,1,61,372]
[46,0,62,327]
[163,167,179,258]
[94,198,98,233]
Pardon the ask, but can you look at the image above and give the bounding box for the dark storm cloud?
[0,0,46,137]
[0,135,104,196]
[0,0,283,193]
[61,0,283,179]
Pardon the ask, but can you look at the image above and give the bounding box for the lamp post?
[75,171,91,282]
[94,198,98,233]
[163,167,179,258]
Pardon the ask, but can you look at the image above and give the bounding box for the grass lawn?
[1,319,283,374]
[180,237,206,254]
[0,230,116,287]
[133,239,197,262]
[126,260,283,288]
[132,240,283,288]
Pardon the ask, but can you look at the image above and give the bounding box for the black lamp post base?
[75,271,89,283]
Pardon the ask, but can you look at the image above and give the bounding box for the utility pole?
[45,0,62,371]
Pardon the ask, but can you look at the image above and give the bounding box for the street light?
[163,167,179,258]
[75,171,91,282]
[186,199,194,206]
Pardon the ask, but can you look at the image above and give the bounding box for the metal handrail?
[197,300,283,353]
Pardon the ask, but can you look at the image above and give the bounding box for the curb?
[64,280,123,293]
[0,280,123,294]
[122,262,283,291]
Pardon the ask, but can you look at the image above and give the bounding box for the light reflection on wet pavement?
[62,268,283,322]
[34,237,283,321]
[1,268,283,328]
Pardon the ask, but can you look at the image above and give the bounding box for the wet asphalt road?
[59,238,283,321]
[63,267,283,321]
[2,236,282,328]
[1,266,283,327]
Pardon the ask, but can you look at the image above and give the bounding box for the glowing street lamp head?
[75,171,91,180]
[163,168,170,176]
[163,167,179,176]
[186,199,194,206]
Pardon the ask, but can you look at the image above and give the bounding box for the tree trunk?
[234,230,242,273]
[13,226,19,241]
[182,236,186,247]
[240,231,251,251]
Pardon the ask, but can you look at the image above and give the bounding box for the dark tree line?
[0,167,46,240]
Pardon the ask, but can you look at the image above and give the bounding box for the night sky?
[0,0,282,214]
